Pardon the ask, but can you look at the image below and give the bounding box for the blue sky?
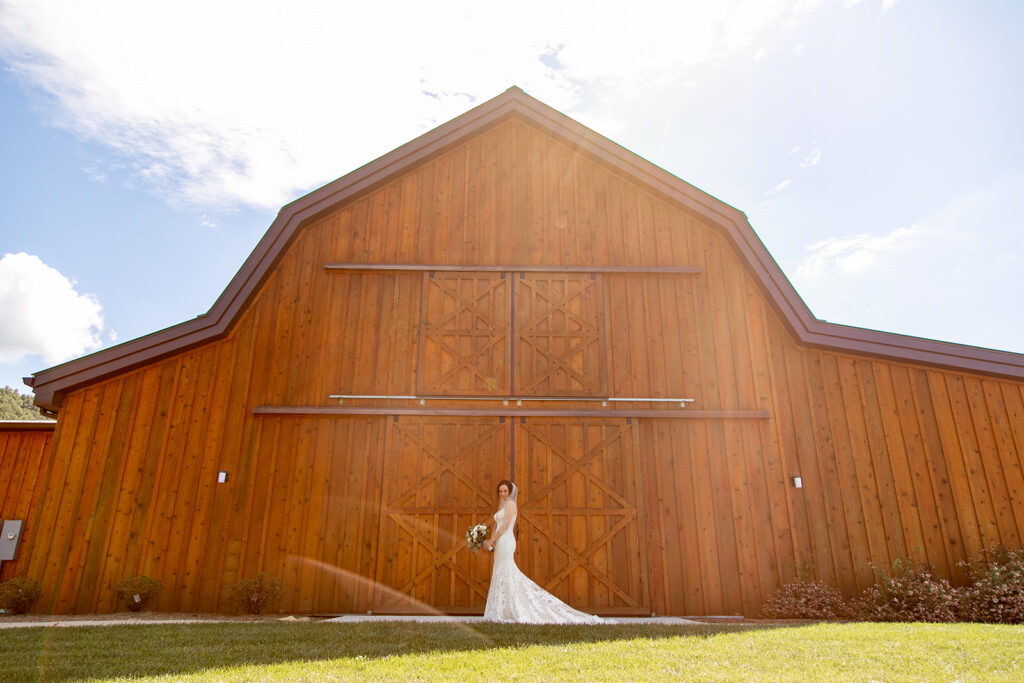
[1,0,1022,394]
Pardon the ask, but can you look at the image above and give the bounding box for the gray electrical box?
[0,520,24,561]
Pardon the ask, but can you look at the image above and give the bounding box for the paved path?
[0,618,238,629]
[323,615,699,625]
[1,614,700,629]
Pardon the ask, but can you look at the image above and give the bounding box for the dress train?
[483,507,608,624]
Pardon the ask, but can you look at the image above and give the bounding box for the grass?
[0,620,1021,682]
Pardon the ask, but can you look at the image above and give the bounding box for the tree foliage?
[0,386,48,420]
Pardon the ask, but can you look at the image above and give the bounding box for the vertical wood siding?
[515,419,649,615]
[515,274,606,396]
[0,427,54,580]
[7,117,1024,615]
[373,417,507,613]
[417,273,510,396]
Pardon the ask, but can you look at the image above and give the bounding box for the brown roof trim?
[0,420,56,431]
[28,86,1024,412]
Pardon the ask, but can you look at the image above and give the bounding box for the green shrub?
[0,577,43,614]
[958,545,1024,624]
[856,558,958,622]
[115,575,164,612]
[225,573,286,614]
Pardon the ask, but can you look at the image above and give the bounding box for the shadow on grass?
[0,620,802,682]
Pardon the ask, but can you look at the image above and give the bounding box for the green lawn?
[0,620,1020,682]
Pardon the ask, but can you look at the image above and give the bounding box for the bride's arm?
[488,500,517,549]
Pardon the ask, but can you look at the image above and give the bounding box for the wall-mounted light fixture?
[218,471,229,483]
[792,476,803,489]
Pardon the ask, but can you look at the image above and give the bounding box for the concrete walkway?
[1,614,700,628]
[323,615,699,625]
[0,618,238,629]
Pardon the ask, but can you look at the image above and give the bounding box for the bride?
[483,479,607,624]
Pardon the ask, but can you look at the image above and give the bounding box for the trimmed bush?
[856,558,958,622]
[761,577,853,620]
[115,575,164,612]
[225,573,286,615]
[958,545,1024,624]
[0,577,43,614]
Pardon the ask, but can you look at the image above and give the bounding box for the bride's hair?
[496,479,514,496]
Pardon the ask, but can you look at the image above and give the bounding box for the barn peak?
[27,87,1024,412]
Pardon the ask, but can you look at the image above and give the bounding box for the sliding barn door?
[514,419,650,615]
[417,273,511,395]
[514,273,606,396]
[372,417,510,613]
[415,271,608,398]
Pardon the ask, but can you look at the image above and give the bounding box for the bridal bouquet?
[465,524,490,552]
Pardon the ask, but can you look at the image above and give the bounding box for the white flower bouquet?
[465,524,490,552]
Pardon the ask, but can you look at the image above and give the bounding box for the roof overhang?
[0,419,56,432]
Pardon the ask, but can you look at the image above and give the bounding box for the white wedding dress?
[483,505,607,624]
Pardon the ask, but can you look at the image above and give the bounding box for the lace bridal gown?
[483,504,607,624]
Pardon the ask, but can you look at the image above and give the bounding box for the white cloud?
[799,147,822,167]
[793,224,924,280]
[0,253,105,365]
[0,0,828,211]
[783,174,1024,352]
[882,0,900,11]
[766,179,793,195]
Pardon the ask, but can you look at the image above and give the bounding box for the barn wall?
[764,327,1024,593]
[10,117,1024,615]
[0,426,54,581]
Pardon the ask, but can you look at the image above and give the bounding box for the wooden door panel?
[514,419,649,615]
[417,273,511,395]
[514,274,606,396]
[373,417,510,613]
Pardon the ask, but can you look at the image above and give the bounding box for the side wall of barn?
[9,117,1024,615]
[0,425,55,581]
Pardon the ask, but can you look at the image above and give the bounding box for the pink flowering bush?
[760,578,854,619]
[855,558,958,622]
[763,547,1024,623]
[958,545,1024,624]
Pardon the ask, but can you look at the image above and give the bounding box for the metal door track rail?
[329,394,696,408]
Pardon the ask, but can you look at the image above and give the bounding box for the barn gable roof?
[27,86,1024,412]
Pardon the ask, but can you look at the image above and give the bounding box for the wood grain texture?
[5,117,1024,616]
[514,419,649,615]
[373,417,507,613]
[515,274,606,397]
[417,273,510,396]
[0,426,55,580]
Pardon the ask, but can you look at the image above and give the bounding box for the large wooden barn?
[3,87,1024,617]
